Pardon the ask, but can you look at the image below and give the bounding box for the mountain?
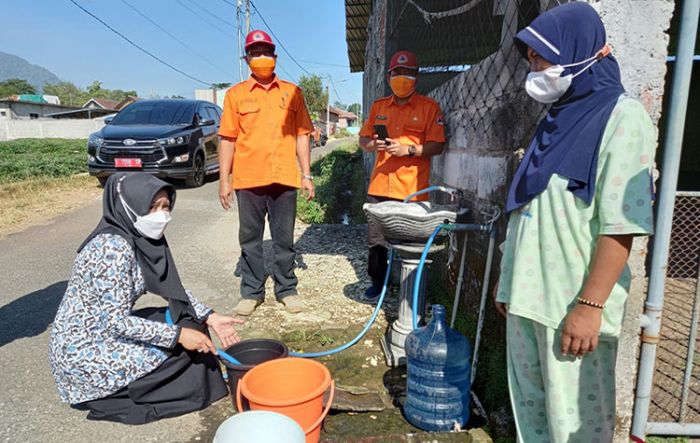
[0,52,61,93]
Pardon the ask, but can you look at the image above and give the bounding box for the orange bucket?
[236,357,334,443]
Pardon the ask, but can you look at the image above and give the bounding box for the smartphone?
[373,124,389,141]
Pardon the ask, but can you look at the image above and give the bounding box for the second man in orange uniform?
[218,30,314,316]
[359,50,446,301]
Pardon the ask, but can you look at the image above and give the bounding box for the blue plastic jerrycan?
[403,304,473,431]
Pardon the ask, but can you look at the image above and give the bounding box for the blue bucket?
[213,411,305,443]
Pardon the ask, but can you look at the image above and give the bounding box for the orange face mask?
[389,75,416,98]
[249,56,276,80]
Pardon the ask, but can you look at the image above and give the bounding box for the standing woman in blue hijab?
[494,3,656,441]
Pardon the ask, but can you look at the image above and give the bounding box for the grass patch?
[0,174,100,237]
[297,141,366,224]
[647,438,690,443]
[0,138,87,184]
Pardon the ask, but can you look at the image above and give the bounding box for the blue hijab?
[505,2,625,213]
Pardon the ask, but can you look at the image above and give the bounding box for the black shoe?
[358,284,384,304]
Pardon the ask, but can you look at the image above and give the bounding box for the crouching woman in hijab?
[493,3,656,442]
[49,172,243,424]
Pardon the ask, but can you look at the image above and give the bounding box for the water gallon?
[213,410,305,443]
[403,304,473,431]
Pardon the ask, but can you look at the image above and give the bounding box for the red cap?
[244,30,275,51]
[388,50,419,71]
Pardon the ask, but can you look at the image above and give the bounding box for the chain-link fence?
[383,0,568,135]
[650,192,700,424]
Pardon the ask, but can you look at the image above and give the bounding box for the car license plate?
[115,158,142,168]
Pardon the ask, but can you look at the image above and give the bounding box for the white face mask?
[525,45,611,104]
[118,179,172,240]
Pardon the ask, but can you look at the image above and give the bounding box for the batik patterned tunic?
[49,233,212,404]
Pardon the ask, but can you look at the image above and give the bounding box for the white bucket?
[213,411,305,443]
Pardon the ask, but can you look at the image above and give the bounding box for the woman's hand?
[560,304,603,357]
[178,327,218,354]
[206,312,245,348]
[493,280,508,318]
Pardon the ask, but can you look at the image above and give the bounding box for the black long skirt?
[72,307,228,425]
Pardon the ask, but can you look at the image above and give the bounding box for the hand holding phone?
[373,124,389,141]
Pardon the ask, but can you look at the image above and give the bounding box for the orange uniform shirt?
[360,93,446,201]
[219,76,313,190]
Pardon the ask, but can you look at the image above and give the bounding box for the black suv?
[87,99,221,187]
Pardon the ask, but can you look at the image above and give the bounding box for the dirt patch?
[0,174,101,239]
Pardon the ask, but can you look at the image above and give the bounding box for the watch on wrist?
[302,175,314,181]
[408,145,417,157]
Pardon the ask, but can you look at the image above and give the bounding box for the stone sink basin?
[363,201,467,244]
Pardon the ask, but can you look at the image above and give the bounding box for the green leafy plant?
[0,138,88,184]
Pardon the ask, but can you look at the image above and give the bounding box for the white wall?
[0,119,105,140]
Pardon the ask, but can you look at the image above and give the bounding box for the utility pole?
[325,83,330,137]
[245,0,250,34]
[237,0,243,81]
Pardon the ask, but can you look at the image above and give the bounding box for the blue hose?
[290,249,395,358]
[411,224,450,329]
[164,308,243,366]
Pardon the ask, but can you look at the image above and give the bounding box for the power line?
[275,60,297,82]
[189,0,236,27]
[174,0,236,38]
[248,1,313,76]
[328,76,341,100]
[118,0,236,81]
[220,0,237,6]
[297,59,349,68]
[66,0,212,86]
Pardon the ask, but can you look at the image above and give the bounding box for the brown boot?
[280,295,304,314]
[234,299,262,316]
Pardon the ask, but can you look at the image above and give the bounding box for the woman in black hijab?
[49,172,243,424]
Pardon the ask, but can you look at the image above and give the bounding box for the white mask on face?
[118,179,172,240]
[525,45,611,104]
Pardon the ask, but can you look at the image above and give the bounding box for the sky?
[1,0,363,105]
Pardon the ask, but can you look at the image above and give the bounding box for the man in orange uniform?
[358,50,446,301]
[218,30,314,316]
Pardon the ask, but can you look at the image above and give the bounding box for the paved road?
[0,139,354,442]
[311,136,357,163]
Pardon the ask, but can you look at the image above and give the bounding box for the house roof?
[345,0,533,72]
[82,98,121,110]
[115,96,139,110]
[328,106,358,120]
[345,0,372,73]
[0,99,80,110]
[45,108,115,119]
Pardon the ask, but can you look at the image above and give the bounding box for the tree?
[43,81,87,106]
[212,82,232,90]
[347,103,361,116]
[44,81,137,106]
[168,95,185,99]
[105,89,137,101]
[298,74,328,121]
[333,100,347,111]
[0,78,36,98]
[87,80,104,96]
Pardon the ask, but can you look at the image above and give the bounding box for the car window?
[111,102,196,125]
[206,107,220,125]
[195,105,209,124]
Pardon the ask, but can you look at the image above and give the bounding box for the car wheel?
[186,153,205,188]
[97,176,109,187]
